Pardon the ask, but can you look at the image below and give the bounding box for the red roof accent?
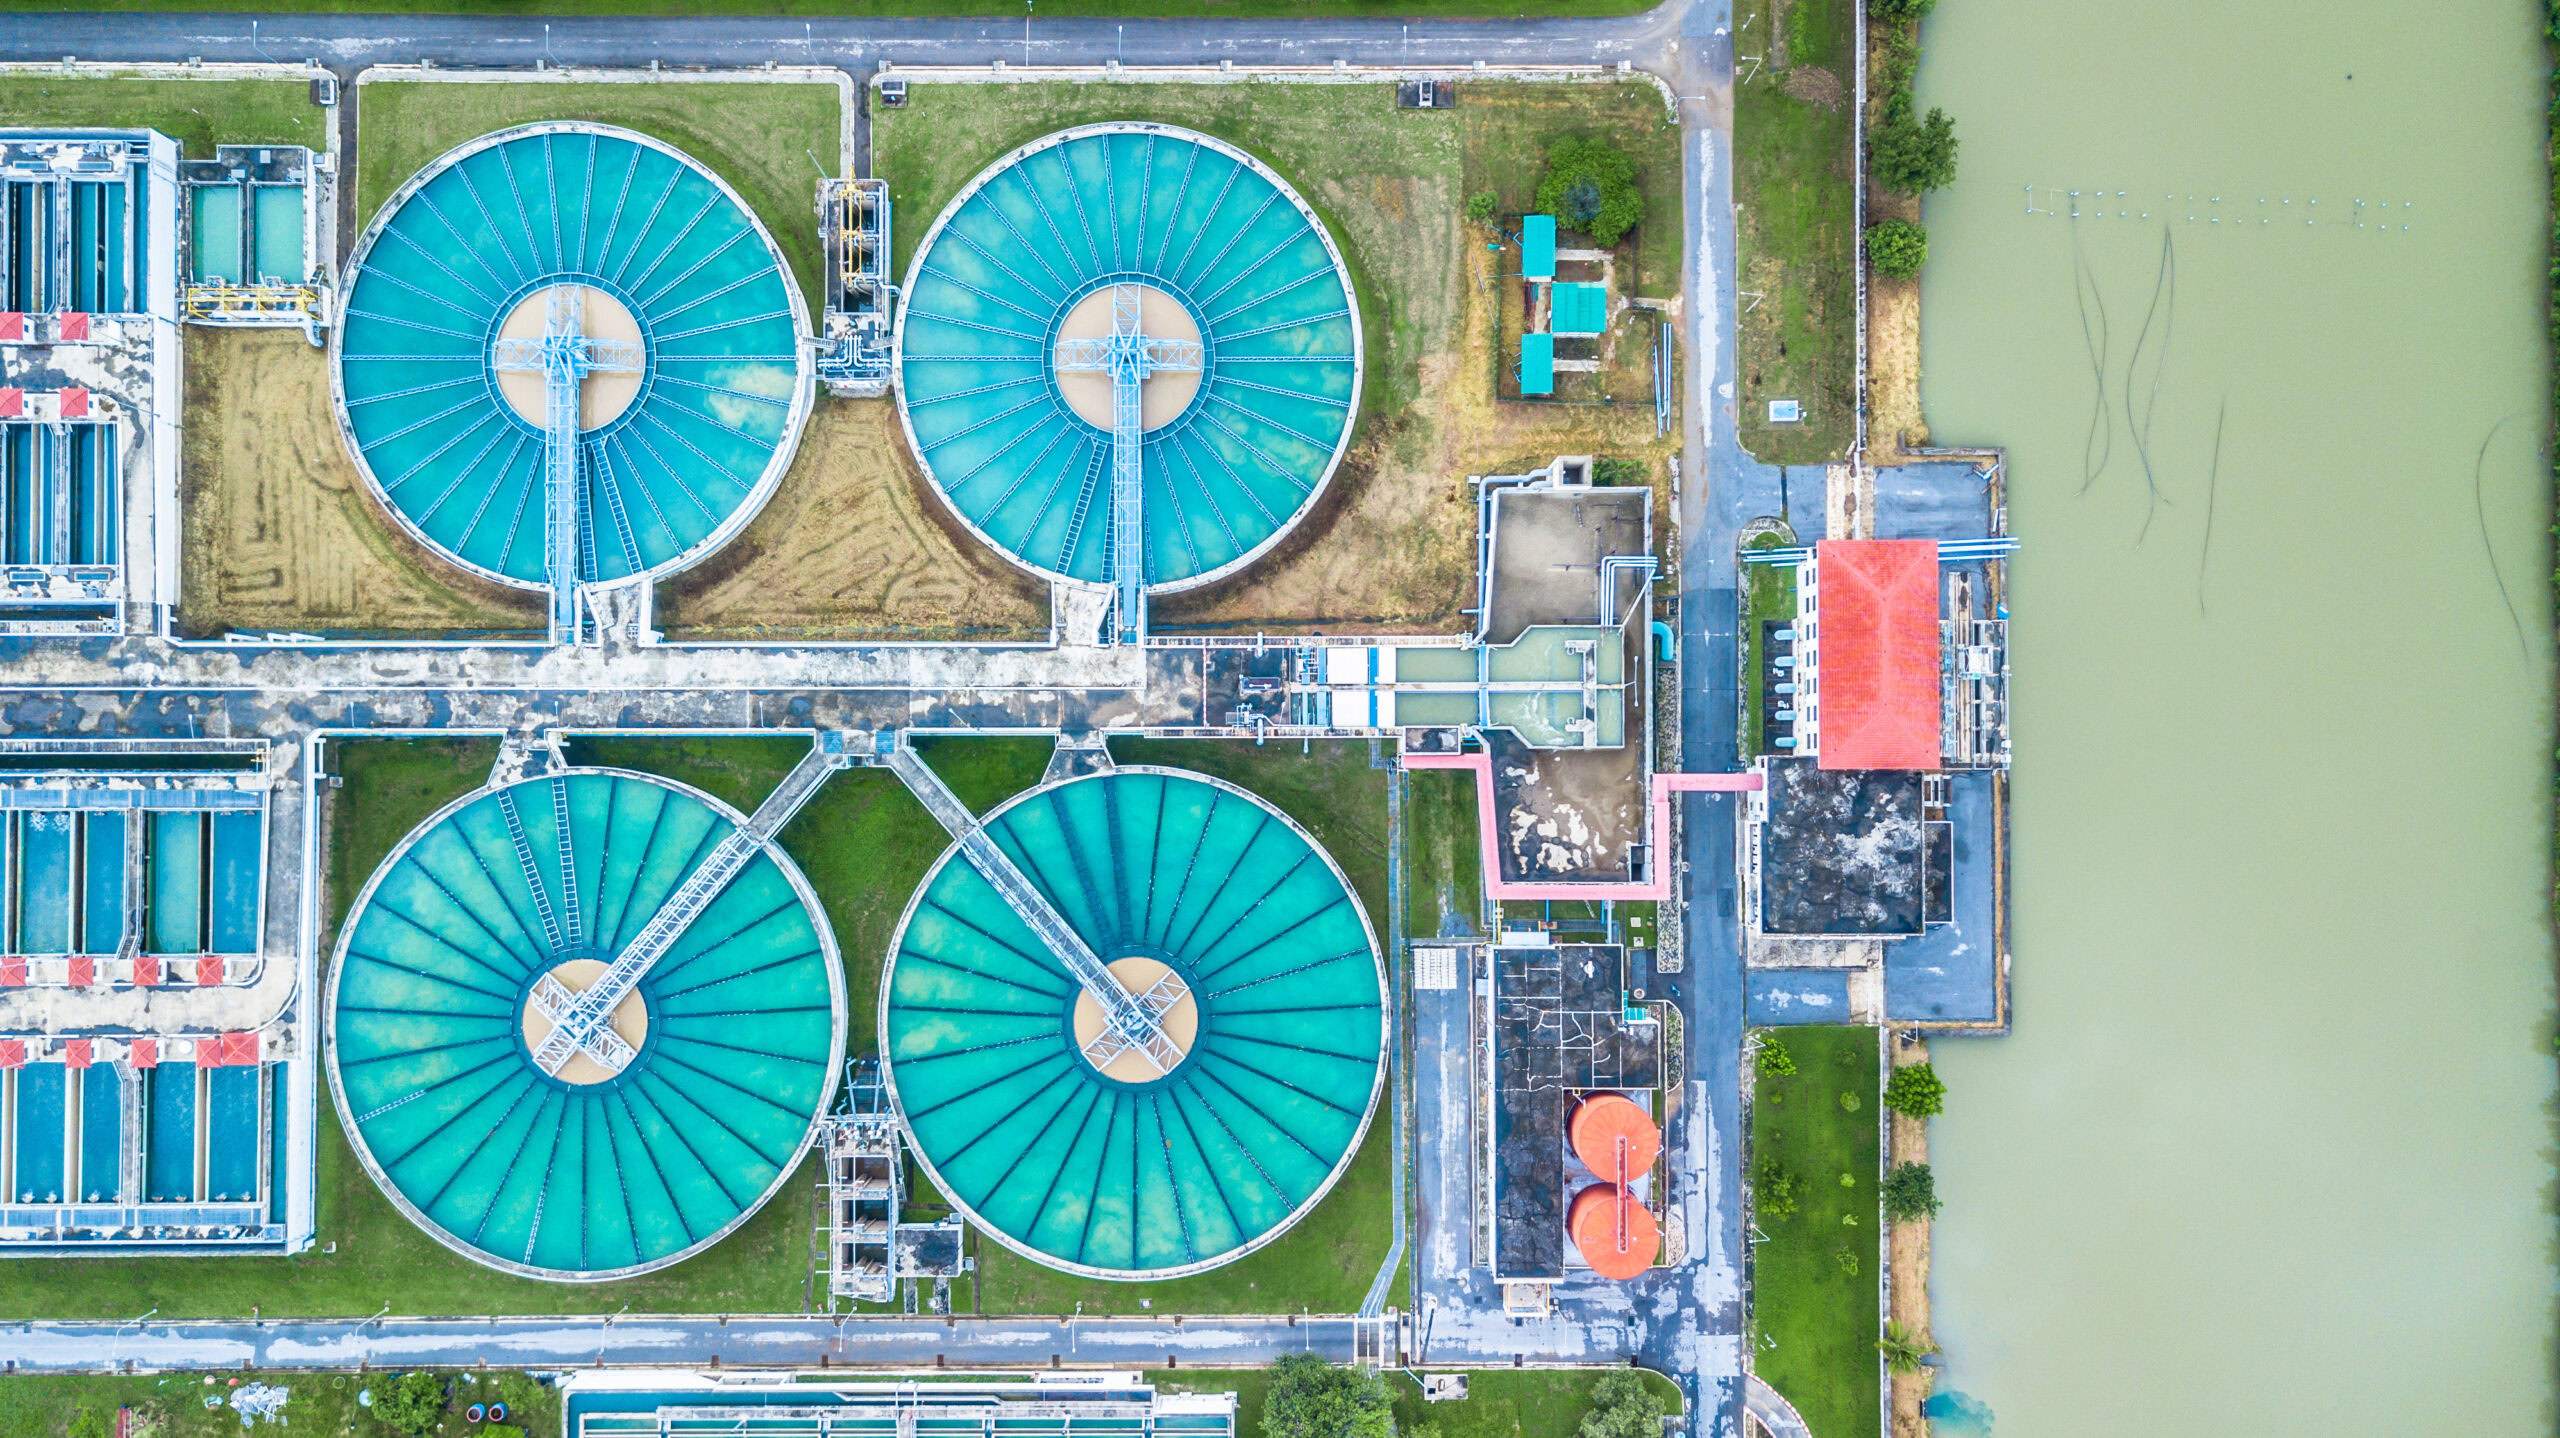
[0,958,22,987]
[196,955,224,987]
[204,1031,261,1067]
[63,1038,92,1070]
[58,387,88,419]
[0,1039,23,1070]
[58,312,89,342]
[1814,539,1942,770]
[0,389,21,419]
[131,954,160,987]
[0,313,22,342]
[67,955,93,988]
[128,1036,158,1069]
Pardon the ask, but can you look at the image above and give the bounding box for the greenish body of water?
[1913,2,2554,1431]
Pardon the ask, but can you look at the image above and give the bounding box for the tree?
[1465,191,1500,228]
[1263,1355,1394,1438]
[1534,138,1646,246]
[1881,1062,1946,1119]
[1751,1154,1802,1219]
[373,1372,448,1436]
[1877,1321,1938,1375]
[1870,104,1959,194]
[1881,1161,1941,1221]
[1578,1372,1666,1438]
[1866,219,1928,279]
[1869,0,1936,21]
[67,1410,109,1438]
[1754,1038,1797,1079]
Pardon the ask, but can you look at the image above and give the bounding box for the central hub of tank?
[1071,954,1200,1082]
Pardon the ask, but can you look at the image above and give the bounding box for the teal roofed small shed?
[1522,215,1556,280]
[1552,282,1608,336]
[1520,333,1554,395]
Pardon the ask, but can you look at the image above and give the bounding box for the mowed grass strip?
[355,80,840,325]
[1732,0,1855,464]
[0,74,322,157]
[1145,1367,1683,1438]
[0,1369,560,1438]
[1749,1024,1882,1438]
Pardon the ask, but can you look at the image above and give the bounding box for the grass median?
[0,74,322,157]
[1748,1024,1881,1438]
[1732,0,1856,464]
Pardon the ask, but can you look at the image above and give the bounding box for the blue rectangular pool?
[15,811,72,954]
[146,1062,195,1202]
[80,1065,119,1201]
[148,811,203,954]
[80,811,124,955]
[13,1064,65,1203]
[205,1065,260,1202]
[209,811,260,954]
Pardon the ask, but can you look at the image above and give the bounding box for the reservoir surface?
[1912,0,2553,1431]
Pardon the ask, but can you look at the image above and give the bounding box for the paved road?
[0,9,1759,1436]
[2,1313,1380,1371]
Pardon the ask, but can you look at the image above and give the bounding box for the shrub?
[1578,1373,1666,1438]
[68,1411,109,1438]
[1881,1062,1946,1118]
[1882,1160,1941,1221]
[1534,137,1646,246]
[374,1372,448,1437]
[1871,102,1959,194]
[1465,190,1500,227]
[1593,456,1647,487]
[1866,219,1928,278]
[1832,1244,1861,1277]
[1264,1354,1395,1438]
[1752,1154,1802,1219]
[1839,1090,1862,1113]
[1754,1038,1797,1078]
[1870,0,1936,20]
[1878,1321,1938,1374]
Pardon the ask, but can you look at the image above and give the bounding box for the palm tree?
[1877,1321,1937,1375]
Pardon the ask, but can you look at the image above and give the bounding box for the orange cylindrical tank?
[1569,1092,1661,1182]
[1569,1182,1659,1280]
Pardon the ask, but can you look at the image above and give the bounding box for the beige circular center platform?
[1071,956,1201,1082]
[520,958,650,1086]
[493,283,645,431]
[1052,285,1204,432]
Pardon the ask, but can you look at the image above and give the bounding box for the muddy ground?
[177,329,541,638]
[652,398,1051,642]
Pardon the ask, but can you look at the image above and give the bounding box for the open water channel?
[1910,0,2553,1430]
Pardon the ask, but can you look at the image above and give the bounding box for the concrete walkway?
[2,1313,1386,1373]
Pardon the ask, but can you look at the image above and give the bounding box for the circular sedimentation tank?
[327,768,844,1280]
[895,123,1363,593]
[334,123,810,592]
[881,767,1384,1278]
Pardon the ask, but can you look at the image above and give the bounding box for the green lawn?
[355,81,839,324]
[1748,1026,1880,1438]
[1406,767,1485,940]
[1738,534,1799,757]
[0,75,323,158]
[1454,84,1684,298]
[0,1371,559,1438]
[1150,1367,1681,1438]
[1732,0,1855,464]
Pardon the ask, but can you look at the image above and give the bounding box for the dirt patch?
[1866,273,1926,465]
[1782,66,1846,110]
[1888,1035,1934,1438]
[178,329,542,638]
[652,397,1050,642]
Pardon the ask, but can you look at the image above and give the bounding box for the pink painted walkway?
[1404,751,1761,901]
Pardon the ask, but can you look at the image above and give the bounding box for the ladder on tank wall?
[527,734,850,1076]
[881,738,1185,1075]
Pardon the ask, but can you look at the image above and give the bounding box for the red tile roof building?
[1811,539,1942,770]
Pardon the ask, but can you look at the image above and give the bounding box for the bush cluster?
[1881,1061,1946,1118]
[1868,25,1958,195]
[1264,1354,1395,1438]
[1881,1159,1941,1221]
[1752,1153,1804,1219]
[1535,137,1646,246]
[1866,218,1928,278]
[1754,1037,1797,1079]
[1578,1373,1667,1438]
